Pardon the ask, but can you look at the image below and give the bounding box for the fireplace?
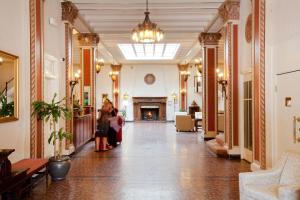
[133,97,167,121]
[141,106,159,121]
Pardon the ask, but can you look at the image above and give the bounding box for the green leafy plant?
[0,94,14,117]
[32,93,72,159]
[120,109,127,118]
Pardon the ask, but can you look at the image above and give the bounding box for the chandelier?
[131,0,164,43]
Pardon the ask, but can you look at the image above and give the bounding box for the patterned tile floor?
[31,122,250,200]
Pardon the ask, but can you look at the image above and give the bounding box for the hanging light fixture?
[131,0,164,43]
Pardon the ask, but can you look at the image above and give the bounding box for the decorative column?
[30,0,44,158]
[177,64,189,111]
[253,0,266,169]
[219,0,240,150]
[61,1,78,149]
[78,33,100,135]
[199,33,221,139]
[110,64,122,109]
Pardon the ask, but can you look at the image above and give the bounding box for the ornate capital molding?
[218,0,240,22]
[78,33,100,47]
[61,1,78,25]
[199,33,222,45]
[177,64,189,72]
[111,64,122,72]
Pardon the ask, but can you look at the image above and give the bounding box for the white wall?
[43,0,66,158]
[120,64,179,121]
[266,0,300,166]
[95,64,113,111]
[0,0,30,162]
[95,64,203,121]
[0,0,68,161]
[187,65,202,110]
[238,0,252,162]
[96,64,182,121]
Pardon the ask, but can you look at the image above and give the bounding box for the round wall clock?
[144,74,156,85]
[245,14,252,43]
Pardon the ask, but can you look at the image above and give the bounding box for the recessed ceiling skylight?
[118,43,180,60]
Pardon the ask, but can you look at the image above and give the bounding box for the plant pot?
[48,155,71,181]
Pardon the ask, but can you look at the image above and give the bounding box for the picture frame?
[194,75,202,93]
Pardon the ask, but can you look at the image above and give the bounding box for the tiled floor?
[32,122,250,200]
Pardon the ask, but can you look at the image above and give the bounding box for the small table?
[194,119,202,131]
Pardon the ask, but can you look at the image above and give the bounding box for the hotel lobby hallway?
[32,123,250,200]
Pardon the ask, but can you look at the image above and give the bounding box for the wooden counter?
[73,114,93,151]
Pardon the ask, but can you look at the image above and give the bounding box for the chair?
[239,152,300,200]
[175,115,195,132]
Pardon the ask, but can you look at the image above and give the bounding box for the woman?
[107,107,118,147]
[95,100,112,151]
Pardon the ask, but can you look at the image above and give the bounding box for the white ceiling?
[72,0,224,64]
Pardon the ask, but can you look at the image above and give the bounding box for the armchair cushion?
[239,152,300,200]
[278,185,300,200]
[244,184,279,200]
[175,115,194,132]
[280,152,300,185]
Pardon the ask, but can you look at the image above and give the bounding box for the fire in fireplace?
[141,106,159,121]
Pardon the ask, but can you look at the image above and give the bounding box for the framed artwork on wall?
[83,86,91,106]
[194,76,202,93]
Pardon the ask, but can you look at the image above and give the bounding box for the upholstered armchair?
[239,152,300,200]
[175,115,195,132]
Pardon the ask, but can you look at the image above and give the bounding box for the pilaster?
[177,64,189,111]
[199,33,221,138]
[219,0,240,150]
[61,1,78,149]
[110,64,122,109]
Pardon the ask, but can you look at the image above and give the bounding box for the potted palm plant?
[32,93,72,181]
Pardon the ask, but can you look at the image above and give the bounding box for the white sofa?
[239,152,300,200]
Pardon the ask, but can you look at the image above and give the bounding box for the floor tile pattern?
[31,122,250,200]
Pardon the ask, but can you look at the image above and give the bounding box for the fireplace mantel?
[132,97,167,121]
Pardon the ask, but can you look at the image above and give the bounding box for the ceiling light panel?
[118,43,180,60]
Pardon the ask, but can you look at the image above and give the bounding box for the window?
[118,43,180,60]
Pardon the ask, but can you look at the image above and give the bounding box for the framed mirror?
[0,50,18,123]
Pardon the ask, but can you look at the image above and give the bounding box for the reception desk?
[73,114,93,151]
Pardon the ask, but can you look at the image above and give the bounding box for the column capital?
[111,64,122,72]
[78,33,100,47]
[177,64,189,72]
[199,33,222,46]
[218,0,240,22]
[61,1,78,25]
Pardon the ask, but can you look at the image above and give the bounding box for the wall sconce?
[194,58,202,74]
[216,69,228,98]
[171,92,177,101]
[180,71,190,82]
[109,71,119,81]
[180,89,186,94]
[96,58,104,74]
[171,92,178,104]
[123,93,129,100]
[70,70,81,97]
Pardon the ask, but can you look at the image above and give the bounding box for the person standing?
[95,100,112,151]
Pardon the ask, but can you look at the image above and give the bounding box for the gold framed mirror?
[0,50,19,123]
